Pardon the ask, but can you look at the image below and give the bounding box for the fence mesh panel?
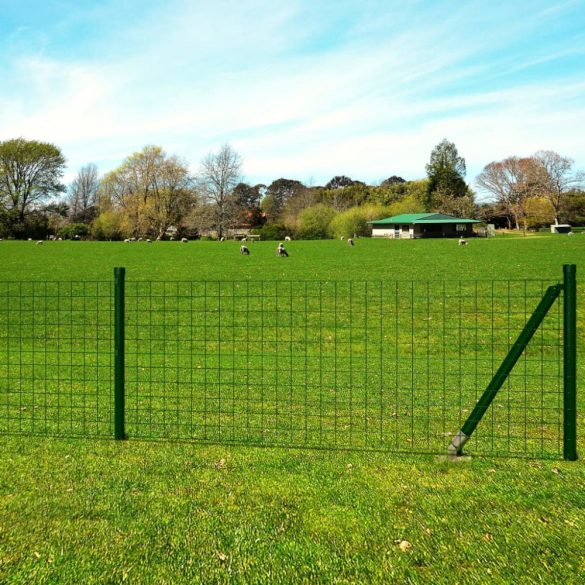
[122,279,563,457]
[0,281,113,437]
[0,278,564,456]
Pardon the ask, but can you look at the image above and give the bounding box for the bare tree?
[69,163,99,222]
[476,157,539,231]
[198,144,242,238]
[532,151,582,224]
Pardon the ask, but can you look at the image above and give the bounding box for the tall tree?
[476,156,539,230]
[198,144,242,238]
[261,178,306,220]
[425,139,467,210]
[321,182,368,211]
[68,163,100,223]
[324,175,357,190]
[99,145,196,238]
[532,151,582,224]
[380,175,406,187]
[0,138,66,236]
[231,182,264,227]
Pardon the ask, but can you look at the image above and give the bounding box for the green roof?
[368,213,480,225]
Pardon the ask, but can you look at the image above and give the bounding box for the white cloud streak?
[1,0,584,187]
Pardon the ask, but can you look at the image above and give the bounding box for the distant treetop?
[381,176,406,187]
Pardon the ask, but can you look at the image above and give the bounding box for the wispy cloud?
[1,0,584,186]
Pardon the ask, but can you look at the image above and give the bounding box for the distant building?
[368,213,482,239]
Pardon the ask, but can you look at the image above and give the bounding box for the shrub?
[296,204,336,239]
[330,205,393,238]
[57,224,89,240]
[90,212,127,241]
[251,224,290,241]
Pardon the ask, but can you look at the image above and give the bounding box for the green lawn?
[0,236,584,583]
[0,234,582,282]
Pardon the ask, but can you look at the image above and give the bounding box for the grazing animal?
[240,245,250,255]
[458,236,468,246]
[241,237,247,243]
[340,236,345,240]
[146,238,152,243]
[219,236,225,242]
[347,238,354,246]
[284,236,291,241]
[276,243,289,257]
[181,237,188,243]
[36,240,43,245]
[124,238,131,243]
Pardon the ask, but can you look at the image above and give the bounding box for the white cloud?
[1,0,584,188]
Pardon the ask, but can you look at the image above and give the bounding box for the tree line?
[0,137,582,240]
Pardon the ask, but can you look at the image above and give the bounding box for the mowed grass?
[0,236,584,584]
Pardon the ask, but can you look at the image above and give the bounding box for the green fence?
[0,266,577,459]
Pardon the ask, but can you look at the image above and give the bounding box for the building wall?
[371,223,476,238]
[372,225,416,238]
[371,227,396,238]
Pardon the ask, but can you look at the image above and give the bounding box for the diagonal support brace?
[448,283,562,456]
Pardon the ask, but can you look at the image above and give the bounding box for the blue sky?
[1,0,584,193]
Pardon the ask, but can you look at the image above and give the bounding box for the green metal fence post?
[563,264,577,461]
[114,267,127,440]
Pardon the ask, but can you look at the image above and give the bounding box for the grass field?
[0,236,584,583]
[0,233,583,282]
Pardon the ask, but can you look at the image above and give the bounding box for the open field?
[0,234,583,282]
[0,236,584,583]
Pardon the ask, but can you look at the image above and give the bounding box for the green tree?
[0,138,66,237]
[321,182,369,211]
[380,175,406,187]
[261,178,306,221]
[560,190,585,225]
[324,175,359,190]
[100,145,196,239]
[231,182,264,227]
[425,139,467,210]
[297,204,336,239]
[368,179,427,207]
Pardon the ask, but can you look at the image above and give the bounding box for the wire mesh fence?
[123,279,565,457]
[0,281,113,437]
[0,274,571,458]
